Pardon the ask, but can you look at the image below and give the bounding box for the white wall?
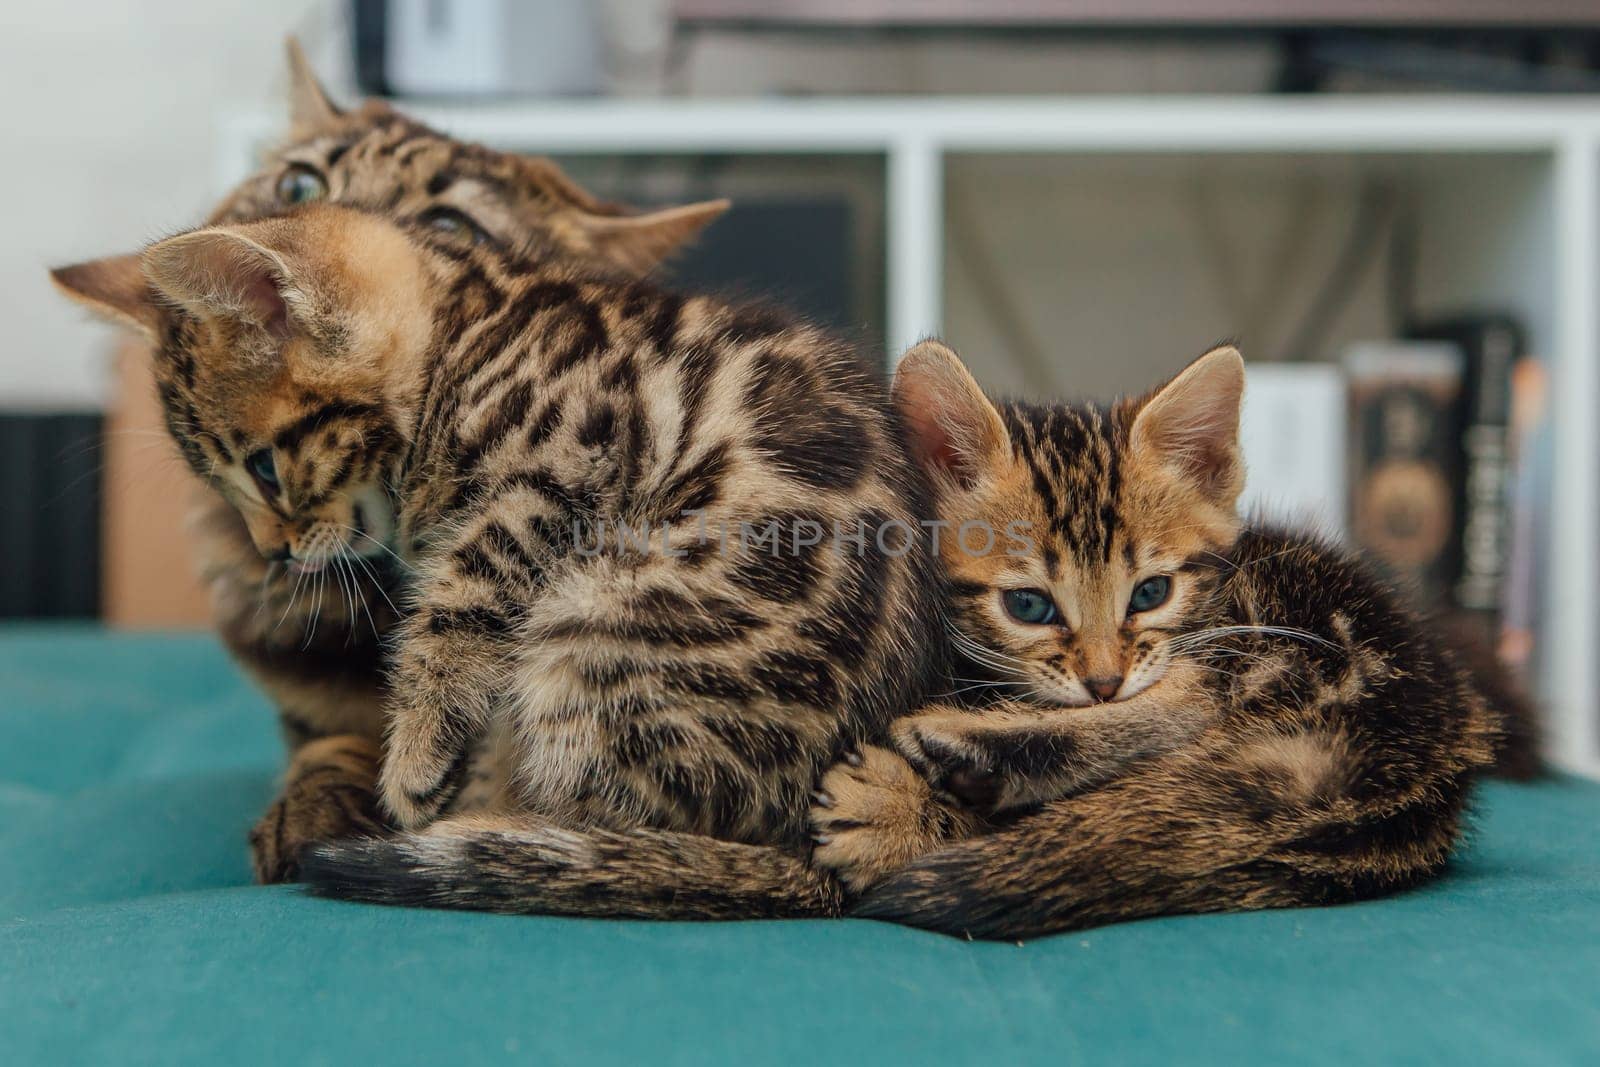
[0,0,324,409]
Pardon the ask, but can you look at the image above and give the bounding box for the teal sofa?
[3,627,1597,1066]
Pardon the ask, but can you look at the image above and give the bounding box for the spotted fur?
[55,42,727,883]
[810,342,1501,938]
[58,201,941,918]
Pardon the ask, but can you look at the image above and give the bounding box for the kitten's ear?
[141,228,298,339]
[575,200,731,274]
[892,339,1009,490]
[1131,344,1246,503]
[50,254,163,340]
[285,37,343,134]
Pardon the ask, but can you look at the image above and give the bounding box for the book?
[1238,363,1346,535]
[1499,356,1548,685]
[1343,342,1465,602]
[1408,315,1524,641]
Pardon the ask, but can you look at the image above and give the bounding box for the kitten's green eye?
[276,164,327,206]
[1003,588,1058,626]
[247,449,280,494]
[418,206,488,245]
[1129,576,1172,613]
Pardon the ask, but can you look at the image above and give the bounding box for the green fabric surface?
[2,626,1596,1066]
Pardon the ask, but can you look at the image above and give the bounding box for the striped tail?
[854,739,1482,941]
[300,811,842,920]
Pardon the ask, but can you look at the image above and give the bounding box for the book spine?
[1454,323,1519,628]
[1499,358,1548,683]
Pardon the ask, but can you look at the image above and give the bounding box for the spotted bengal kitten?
[55,201,942,918]
[808,341,1501,939]
[60,42,728,883]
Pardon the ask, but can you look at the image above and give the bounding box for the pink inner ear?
[239,269,289,339]
[903,405,956,475]
[899,389,983,489]
[152,234,295,338]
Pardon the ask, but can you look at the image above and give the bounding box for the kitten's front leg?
[380,553,523,830]
[809,746,983,893]
[250,734,387,882]
[894,682,1216,813]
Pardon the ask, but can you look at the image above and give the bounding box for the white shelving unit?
[220,97,1600,776]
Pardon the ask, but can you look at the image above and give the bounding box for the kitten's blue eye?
[247,449,280,493]
[1003,588,1058,626]
[276,164,327,205]
[1129,576,1172,613]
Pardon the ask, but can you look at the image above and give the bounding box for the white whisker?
[1167,624,1336,652]
[329,554,355,646]
[342,543,401,624]
[331,520,413,575]
[252,561,278,623]
[935,677,1020,700]
[302,565,326,649]
[274,561,308,635]
[943,620,1030,678]
[340,553,379,642]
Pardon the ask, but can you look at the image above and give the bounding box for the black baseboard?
[0,413,102,619]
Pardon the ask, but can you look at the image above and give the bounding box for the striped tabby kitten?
[809,341,1500,938]
[59,42,727,883]
[57,203,941,918]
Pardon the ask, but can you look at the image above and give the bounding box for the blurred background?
[5,0,1598,767]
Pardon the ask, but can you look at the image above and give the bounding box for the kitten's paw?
[250,796,303,884]
[250,736,386,883]
[378,726,469,830]
[891,710,1005,811]
[809,746,959,893]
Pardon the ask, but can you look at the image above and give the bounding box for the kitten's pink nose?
[1085,675,1123,702]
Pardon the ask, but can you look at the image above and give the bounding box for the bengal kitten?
[64,42,728,883]
[54,203,942,919]
[808,341,1501,939]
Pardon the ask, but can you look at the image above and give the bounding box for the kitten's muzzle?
[1085,675,1123,702]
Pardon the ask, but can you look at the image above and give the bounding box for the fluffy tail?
[300,811,843,920]
[855,736,1481,941]
[1437,612,1543,779]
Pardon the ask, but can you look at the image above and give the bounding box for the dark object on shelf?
[1282,33,1600,94]
[1408,314,1523,642]
[350,0,391,97]
[1344,342,1464,603]
[672,2,1600,29]
[0,413,102,619]
[659,196,865,351]
[671,2,1600,97]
